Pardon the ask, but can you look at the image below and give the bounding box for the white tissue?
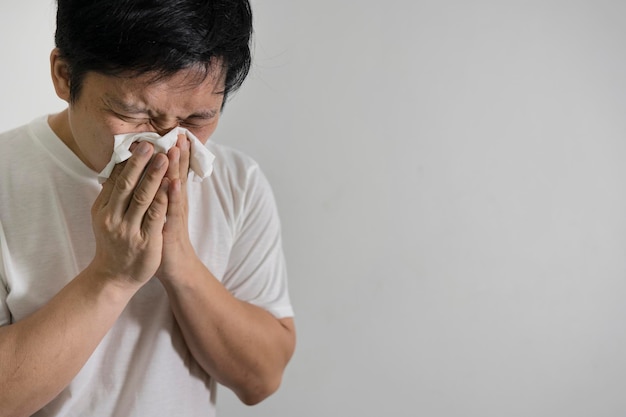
[97,127,215,184]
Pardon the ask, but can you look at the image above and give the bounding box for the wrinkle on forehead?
[120,59,227,94]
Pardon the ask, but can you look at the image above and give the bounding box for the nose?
[149,119,179,136]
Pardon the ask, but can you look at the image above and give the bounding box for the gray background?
[2,1,626,416]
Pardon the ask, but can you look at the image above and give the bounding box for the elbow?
[233,317,296,406]
[236,374,283,406]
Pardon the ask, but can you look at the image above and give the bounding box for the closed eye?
[113,112,151,125]
[180,120,207,129]
[179,115,216,129]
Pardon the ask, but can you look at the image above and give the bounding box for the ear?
[50,48,71,102]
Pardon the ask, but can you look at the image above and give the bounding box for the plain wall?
[3,1,626,416]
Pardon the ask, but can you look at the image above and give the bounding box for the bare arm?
[157,138,296,405]
[160,258,296,405]
[0,143,169,417]
[0,269,137,417]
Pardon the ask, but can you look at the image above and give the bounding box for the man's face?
[57,64,225,172]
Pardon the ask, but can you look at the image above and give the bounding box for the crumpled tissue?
[97,127,215,184]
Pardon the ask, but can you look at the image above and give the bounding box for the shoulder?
[207,141,261,176]
[205,142,268,192]
[0,116,49,153]
[0,120,40,171]
[198,142,278,226]
[0,121,32,145]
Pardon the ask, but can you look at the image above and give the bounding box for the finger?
[94,142,144,211]
[175,134,190,209]
[106,141,155,219]
[94,159,126,211]
[166,145,181,181]
[163,178,184,234]
[124,152,169,229]
[177,134,191,185]
[142,177,170,238]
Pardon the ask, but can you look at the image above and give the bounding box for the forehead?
[116,65,225,95]
[136,63,226,91]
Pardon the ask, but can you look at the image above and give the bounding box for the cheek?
[193,121,220,144]
[88,119,123,155]
[104,118,140,135]
[80,128,117,172]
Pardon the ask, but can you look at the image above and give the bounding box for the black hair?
[55,0,252,103]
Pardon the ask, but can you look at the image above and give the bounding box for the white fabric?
[0,116,293,416]
[97,127,215,183]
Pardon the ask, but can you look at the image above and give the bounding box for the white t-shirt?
[0,116,293,417]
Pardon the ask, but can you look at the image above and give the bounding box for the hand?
[157,134,198,282]
[90,141,170,287]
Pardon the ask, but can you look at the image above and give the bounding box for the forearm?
[0,138,170,417]
[160,259,295,405]
[0,265,137,417]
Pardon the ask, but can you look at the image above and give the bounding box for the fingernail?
[153,154,167,168]
[136,142,151,155]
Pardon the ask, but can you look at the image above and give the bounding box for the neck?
[48,110,95,171]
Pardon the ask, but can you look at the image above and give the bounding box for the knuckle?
[146,204,165,222]
[101,215,116,232]
[92,213,115,235]
[132,187,153,206]
[145,188,168,222]
[114,174,135,193]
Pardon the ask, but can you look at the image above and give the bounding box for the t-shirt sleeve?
[221,165,294,319]
[0,221,12,326]
[0,281,9,327]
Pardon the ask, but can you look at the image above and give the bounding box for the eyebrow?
[102,96,149,115]
[186,110,218,119]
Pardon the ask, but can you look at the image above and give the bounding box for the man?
[0,1,295,416]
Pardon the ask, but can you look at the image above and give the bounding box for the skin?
[0,49,295,416]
